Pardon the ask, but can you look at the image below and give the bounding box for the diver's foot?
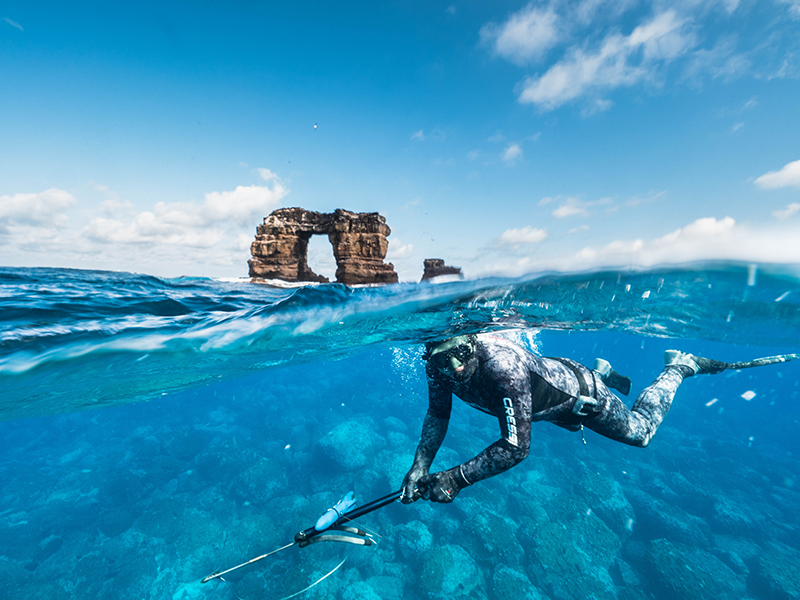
[593,358,632,396]
[664,350,728,377]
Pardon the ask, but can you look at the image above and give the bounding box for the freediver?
[401,334,790,504]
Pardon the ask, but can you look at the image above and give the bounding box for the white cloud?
[411,128,446,142]
[581,98,614,116]
[480,4,561,65]
[78,172,283,250]
[503,143,523,163]
[778,0,800,19]
[575,216,739,266]
[657,216,735,243]
[257,168,278,181]
[0,188,77,227]
[203,181,287,225]
[83,215,223,248]
[474,215,800,277]
[755,159,800,189]
[498,226,548,245]
[84,177,287,247]
[773,203,800,220]
[552,197,589,218]
[388,239,415,259]
[4,17,23,31]
[1,174,291,276]
[518,10,695,110]
[683,37,750,83]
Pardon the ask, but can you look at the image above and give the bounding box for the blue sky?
[1,0,799,281]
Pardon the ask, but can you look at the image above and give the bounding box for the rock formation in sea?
[248,207,399,285]
[421,258,463,282]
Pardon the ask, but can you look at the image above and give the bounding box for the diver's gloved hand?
[418,467,470,503]
[401,465,428,504]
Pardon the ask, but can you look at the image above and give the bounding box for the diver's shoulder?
[476,334,531,355]
[476,335,534,372]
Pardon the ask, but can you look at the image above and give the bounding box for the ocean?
[1,263,799,600]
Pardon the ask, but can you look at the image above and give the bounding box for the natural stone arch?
[248,207,399,285]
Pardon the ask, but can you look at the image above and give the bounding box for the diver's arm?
[421,377,532,502]
[464,384,532,484]
[401,371,452,503]
[411,408,450,471]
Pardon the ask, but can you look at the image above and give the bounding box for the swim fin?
[663,350,727,377]
[593,358,632,396]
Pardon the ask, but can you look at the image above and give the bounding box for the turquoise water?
[1,264,799,599]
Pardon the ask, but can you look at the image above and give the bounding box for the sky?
[1,0,799,282]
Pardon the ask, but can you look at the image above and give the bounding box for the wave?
[1,262,799,421]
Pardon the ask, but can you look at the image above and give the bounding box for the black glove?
[417,466,470,503]
[400,465,428,504]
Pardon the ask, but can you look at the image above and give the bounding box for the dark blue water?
[1,264,799,600]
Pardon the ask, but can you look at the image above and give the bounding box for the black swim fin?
[593,358,632,396]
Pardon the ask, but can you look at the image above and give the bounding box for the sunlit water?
[1,264,799,600]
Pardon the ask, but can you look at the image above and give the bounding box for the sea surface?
[1,263,799,600]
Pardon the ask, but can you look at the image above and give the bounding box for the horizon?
[2,1,799,282]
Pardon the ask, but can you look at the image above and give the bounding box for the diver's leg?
[663,350,727,376]
[586,366,690,447]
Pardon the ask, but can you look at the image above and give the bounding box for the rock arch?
[248,207,399,285]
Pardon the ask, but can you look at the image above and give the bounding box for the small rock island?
[421,258,463,282]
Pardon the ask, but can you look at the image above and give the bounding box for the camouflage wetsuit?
[401,334,688,503]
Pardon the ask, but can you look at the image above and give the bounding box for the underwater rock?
[456,498,524,565]
[383,415,408,432]
[249,207,399,285]
[711,534,761,577]
[395,520,433,561]
[375,444,414,491]
[627,488,711,547]
[492,564,545,600]
[364,575,406,600]
[513,464,566,517]
[524,510,621,600]
[194,439,251,487]
[421,258,464,282]
[98,507,137,538]
[612,558,644,587]
[316,419,385,471]
[647,538,746,600]
[341,580,384,600]
[576,468,635,539]
[640,473,681,505]
[616,588,652,600]
[547,565,617,600]
[172,581,205,600]
[232,456,288,505]
[662,470,717,517]
[711,494,765,536]
[27,534,63,571]
[420,544,482,599]
[135,497,185,541]
[751,541,800,599]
